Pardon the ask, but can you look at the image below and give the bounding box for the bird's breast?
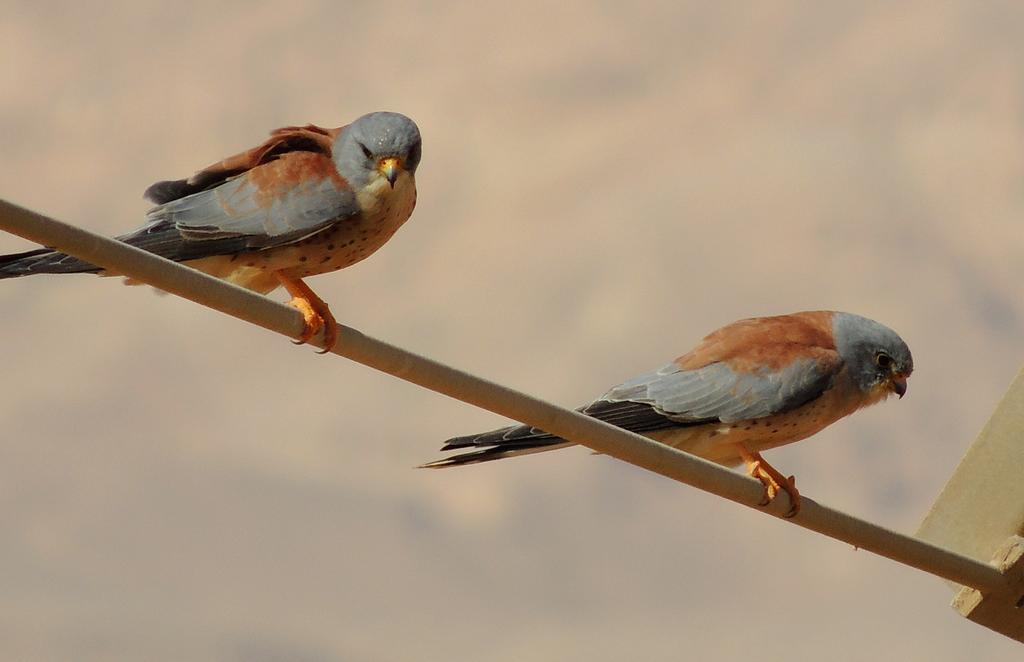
[647,381,879,464]
[355,171,417,229]
[183,173,418,291]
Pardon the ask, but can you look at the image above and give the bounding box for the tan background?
[2,1,1023,659]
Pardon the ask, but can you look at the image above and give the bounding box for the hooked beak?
[379,157,402,188]
[891,375,908,399]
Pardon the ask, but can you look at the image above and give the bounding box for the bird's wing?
[121,126,357,262]
[597,353,840,425]
[443,350,840,448]
[603,312,843,423]
[432,313,844,466]
[143,124,342,204]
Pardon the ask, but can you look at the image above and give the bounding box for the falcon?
[423,311,913,516]
[0,111,422,352]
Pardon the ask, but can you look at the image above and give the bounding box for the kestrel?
[0,111,422,352]
[423,311,913,516]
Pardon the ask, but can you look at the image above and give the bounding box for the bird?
[422,311,912,516]
[0,111,422,352]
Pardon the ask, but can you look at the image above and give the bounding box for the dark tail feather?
[0,247,100,279]
[422,399,696,469]
[419,440,572,468]
[439,423,558,451]
[420,423,572,468]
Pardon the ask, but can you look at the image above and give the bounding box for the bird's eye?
[358,142,373,159]
[875,352,893,369]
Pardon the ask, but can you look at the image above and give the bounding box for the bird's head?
[832,312,913,401]
[334,111,421,189]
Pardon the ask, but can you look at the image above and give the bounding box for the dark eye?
[875,352,893,369]
[358,142,373,159]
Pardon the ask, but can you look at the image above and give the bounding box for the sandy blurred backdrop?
[1,1,1022,660]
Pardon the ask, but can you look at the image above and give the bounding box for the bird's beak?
[891,374,908,399]
[379,157,402,188]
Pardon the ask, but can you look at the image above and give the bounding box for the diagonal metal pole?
[0,197,1011,594]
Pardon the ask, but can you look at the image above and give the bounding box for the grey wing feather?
[166,176,355,244]
[601,359,837,423]
[0,150,359,275]
[124,174,358,261]
[426,358,838,468]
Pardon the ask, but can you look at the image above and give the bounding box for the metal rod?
[0,198,1009,593]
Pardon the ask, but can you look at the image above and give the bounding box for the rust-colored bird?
[423,311,913,516]
[0,111,422,352]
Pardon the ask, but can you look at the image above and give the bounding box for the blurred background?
[2,1,1022,660]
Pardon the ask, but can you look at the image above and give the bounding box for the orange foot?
[274,273,338,353]
[735,444,801,518]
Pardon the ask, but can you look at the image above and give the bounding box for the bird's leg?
[274,272,338,353]
[735,444,800,518]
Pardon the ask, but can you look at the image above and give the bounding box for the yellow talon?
[735,444,801,517]
[275,273,338,353]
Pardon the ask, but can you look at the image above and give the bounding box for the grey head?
[832,312,913,397]
[333,111,422,189]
